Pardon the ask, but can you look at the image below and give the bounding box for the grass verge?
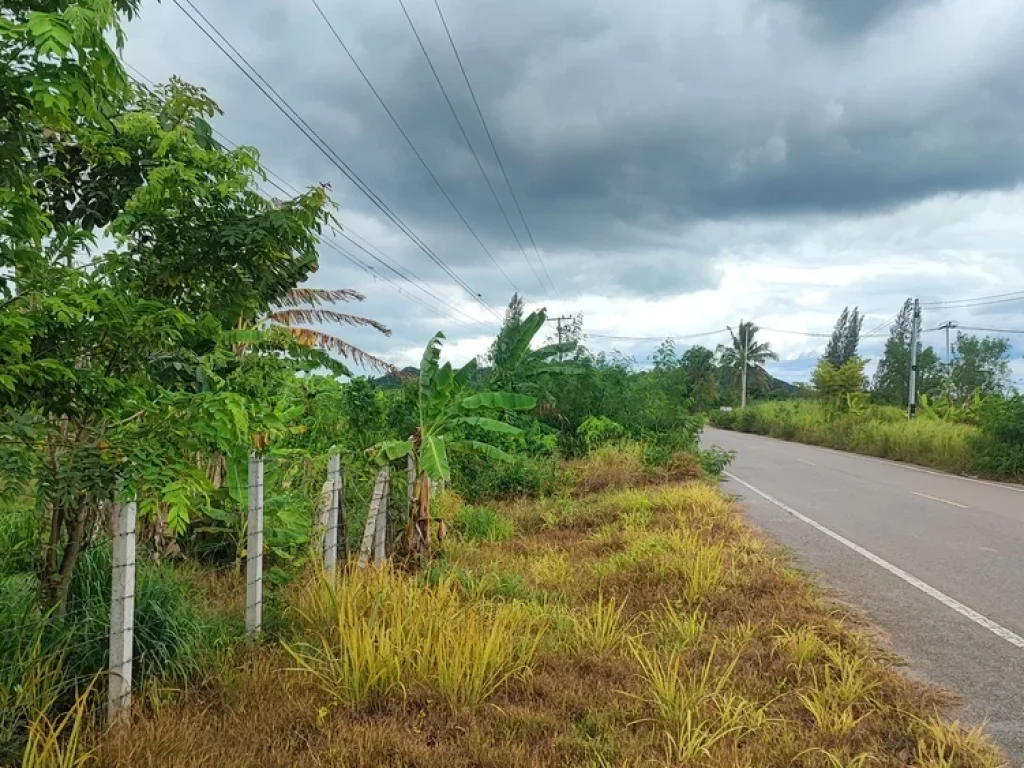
[93,448,1003,767]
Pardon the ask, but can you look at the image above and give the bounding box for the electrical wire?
[170,0,503,321]
[587,328,730,342]
[306,0,520,297]
[955,326,1024,335]
[921,290,1024,308]
[431,0,557,298]
[393,0,549,300]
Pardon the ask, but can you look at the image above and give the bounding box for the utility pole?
[938,321,958,363]
[908,299,920,419]
[740,320,748,410]
[550,315,573,361]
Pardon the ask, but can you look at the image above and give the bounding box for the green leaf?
[451,416,522,435]
[419,434,450,482]
[449,440,516,463]
[376,439,413,461]
[454,358,478,389]
[460,392,537,411]
[419,332,445,416]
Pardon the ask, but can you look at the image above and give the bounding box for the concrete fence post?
[359,465,389,567]
[336,464,347,564]
[372,465,390,563]
[246,453,264,637]
[320,453,340,572]
[108,499,136,725]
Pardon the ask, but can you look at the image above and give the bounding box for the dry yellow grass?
[92,447,1004,768]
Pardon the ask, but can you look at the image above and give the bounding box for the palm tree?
[254,288,396,374]
[716,321,778,407]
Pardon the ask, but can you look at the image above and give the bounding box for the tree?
[717,321,779,405]
[487,293,525,365]
[376,333,536,556]
[1,69,336,607]
[679,345,720,409]
[261,287,394,374]
[823,307,863,366]
[811,357,869,414]
[872,299,942,405]
[946,333,1011,402]
[487,308,579,396]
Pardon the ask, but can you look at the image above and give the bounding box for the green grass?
[710,401,976,474]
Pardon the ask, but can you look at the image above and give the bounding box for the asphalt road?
[701,427,1024,763]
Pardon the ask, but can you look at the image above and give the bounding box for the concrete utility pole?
[908,299,921,419]
[938,321,958,363]
[550,315,573,361]
[740,320,748,410]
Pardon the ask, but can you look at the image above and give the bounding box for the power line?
[171,0,503,321]
[955,326,1024,335]
[922,290,1024,308]
[587,328,730,342]
[306,0,520,297]
[394,0,547,300]
[431,0,557,298]
[124,60,494,331]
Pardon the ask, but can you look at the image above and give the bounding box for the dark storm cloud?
[122,0,1024,362]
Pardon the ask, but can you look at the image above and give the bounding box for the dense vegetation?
[711,301,1023,480]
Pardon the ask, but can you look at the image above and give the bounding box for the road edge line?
[724,471,1024,650]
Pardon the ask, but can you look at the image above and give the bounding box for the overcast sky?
[123,0,1024,384]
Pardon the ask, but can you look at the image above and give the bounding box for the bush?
[571,443,647,495]
[697,446,736,478]
[971,395,1024,479]
[451,451,560,502]
[577,416,627,453]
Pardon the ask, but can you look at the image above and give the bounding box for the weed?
[913,717,1003,768]
[453,504,513,542]
[568,595,633,657]
[774,625,824,676]
[654,603,706,652]
[21,681,95,768]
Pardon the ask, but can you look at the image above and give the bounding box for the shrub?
[577,416,627,453]
[697,446,736,478]
[970,395,1024,479]
[572,443,646,495]
[451,451,560,502]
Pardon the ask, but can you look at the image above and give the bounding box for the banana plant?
[375,332,535,556]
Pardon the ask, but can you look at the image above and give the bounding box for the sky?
[122,0,1024,384]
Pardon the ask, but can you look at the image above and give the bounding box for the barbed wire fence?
[2,449,414,733]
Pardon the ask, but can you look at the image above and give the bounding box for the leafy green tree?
[716,321,779,403]
[1,65,336,605]
[486,308,578,395]
[487,292,525,365]
[811,357,869,414]
[679,345,720,410]
[947,333,1011,402]
[872,299,942,405]
[823,307,863,366]
[376,333,535,556]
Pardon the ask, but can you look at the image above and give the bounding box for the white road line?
[912,491,968,509]
[796,458,816,466]
[725,471,1024,650]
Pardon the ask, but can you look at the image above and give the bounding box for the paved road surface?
[701,427,1024,762]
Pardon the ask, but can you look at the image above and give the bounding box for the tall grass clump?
[453,504,514,542]
[286,565,545,709]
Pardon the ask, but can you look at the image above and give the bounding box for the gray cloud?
[122,0,1024,369]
